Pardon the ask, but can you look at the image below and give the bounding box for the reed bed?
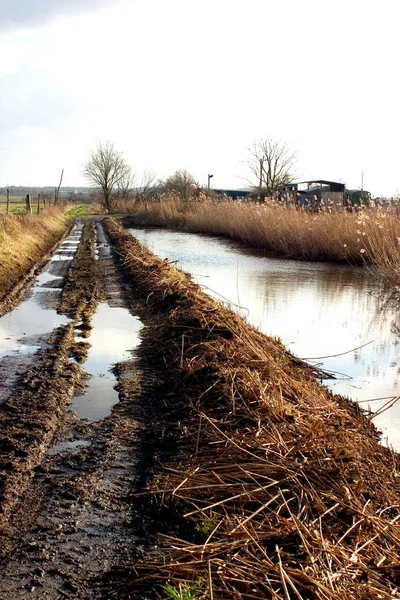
[0,208,72,306]
[105,218,400,600]
[118,194,400,283]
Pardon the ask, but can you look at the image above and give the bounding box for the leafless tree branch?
[246,137,297,199]
[83,140,132,211]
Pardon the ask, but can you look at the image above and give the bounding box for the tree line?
[83,138,297,212]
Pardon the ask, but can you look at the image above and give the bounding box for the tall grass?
[118,194,400,281]
[0,208,72,303]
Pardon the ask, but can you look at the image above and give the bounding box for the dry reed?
[118,194,400,283]
[105,218,400,600]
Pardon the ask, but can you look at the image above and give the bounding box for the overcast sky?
[0,0,398,196]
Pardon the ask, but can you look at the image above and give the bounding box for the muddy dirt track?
[0,219,146,599]
[1,217,400,600]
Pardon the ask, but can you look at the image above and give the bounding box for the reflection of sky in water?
[129,228,400,450]
[0,302,69,356]
[71,302,142,422]
[0,226,82,358]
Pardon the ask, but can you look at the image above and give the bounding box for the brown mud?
[0,219,143,599]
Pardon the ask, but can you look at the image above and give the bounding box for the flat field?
[0,196,26,214]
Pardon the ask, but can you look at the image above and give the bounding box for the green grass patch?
[0,195,24,202]
[67,203,104,217]
[163,581,203,600]
[0,203,28,215]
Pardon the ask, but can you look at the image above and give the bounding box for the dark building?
[212,189,252,200]
[278,180,345,209]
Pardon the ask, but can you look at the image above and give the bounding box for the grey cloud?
[0,0,118,32]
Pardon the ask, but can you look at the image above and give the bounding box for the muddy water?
[66,221,142,424]
[0,224,83,356]
[71,302,141,422]
[127,227,400,450]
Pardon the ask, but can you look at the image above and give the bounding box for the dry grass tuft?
[105,217,400,600]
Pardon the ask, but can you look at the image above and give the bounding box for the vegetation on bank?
[67,203,104,217]
[0,202,28,215]
[117,194,400,283]
[0,209,72,312]
[105,217,400,600]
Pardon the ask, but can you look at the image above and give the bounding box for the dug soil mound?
[106,217,400,600]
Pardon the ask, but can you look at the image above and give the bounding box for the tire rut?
[0,219,144,600]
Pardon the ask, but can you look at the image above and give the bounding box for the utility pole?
[207,174,214,190]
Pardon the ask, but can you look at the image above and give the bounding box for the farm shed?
[278,180,345,209]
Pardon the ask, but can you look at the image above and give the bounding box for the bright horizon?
[0,0,399,197]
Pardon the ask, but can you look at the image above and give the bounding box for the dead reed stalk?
[105,217,400,600]
[120,195,400,284]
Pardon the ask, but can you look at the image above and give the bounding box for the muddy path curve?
[0,218,145,599]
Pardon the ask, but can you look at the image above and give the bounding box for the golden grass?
[0,208,72,305]
[118,194,400,281]
[105,217,400,600]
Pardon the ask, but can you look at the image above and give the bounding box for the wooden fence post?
[37,193,41,214]
[6,189,10,214]
[26,194,32,214]
[43,195,46,209]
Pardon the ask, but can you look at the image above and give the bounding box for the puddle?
[50,225,82,262]
[33,271,63,290]
[48,439,91,455]
[71,302,142,422]
[0,303,69,356]
[0,224,83,359]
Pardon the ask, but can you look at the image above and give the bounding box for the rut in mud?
[0,219,143,599]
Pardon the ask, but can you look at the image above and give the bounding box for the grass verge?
[67,203,105,218]
[0,209,73,315]
[105,217,400,600]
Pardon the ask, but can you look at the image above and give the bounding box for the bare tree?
[135,169,158,199]
[117,169,134,200]
[83,140,132,211]
[247,138,297,199]
[163,169,197,200]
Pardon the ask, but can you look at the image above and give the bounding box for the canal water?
[127,227,400,451]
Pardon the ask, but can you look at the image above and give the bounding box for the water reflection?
[128,227,400,450]
[71,302,142,422]
[0,223,83,358]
